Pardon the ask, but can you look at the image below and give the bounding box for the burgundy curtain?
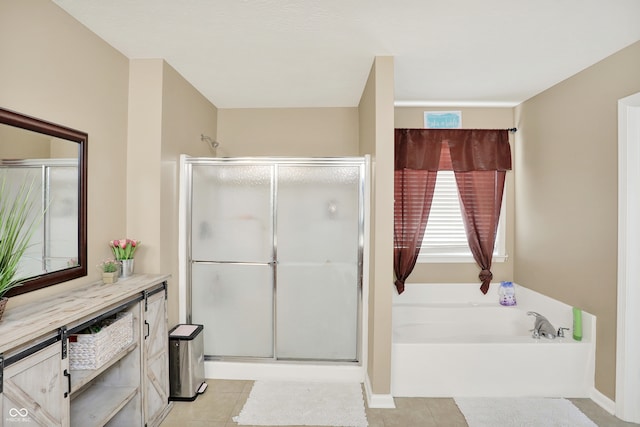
[393,169,437,294]
[394,128,511,294]
[393,130,443,294]
[454,170,507,293]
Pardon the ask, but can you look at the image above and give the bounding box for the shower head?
[201,134,220,150]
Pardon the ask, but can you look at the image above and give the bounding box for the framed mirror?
[0,107,87,296]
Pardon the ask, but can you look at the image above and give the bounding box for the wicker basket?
[69,311,133,370]
[0,297,7,321]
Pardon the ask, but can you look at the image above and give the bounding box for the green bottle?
[572,307,582,341]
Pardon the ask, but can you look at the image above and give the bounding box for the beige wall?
[128,59,163,277]
[0,126,50,158]
[160,61,218,327]
[1,0,130,306]
[217,108,359,157]
[359,57,395,395]
[514,41,640,400]
[128,59,218,327]
[394,107,515,284]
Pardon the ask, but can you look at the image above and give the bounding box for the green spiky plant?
[98,259,119,273]
[0,174,41,299]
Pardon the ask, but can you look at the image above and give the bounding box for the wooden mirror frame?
[0,107,87,296]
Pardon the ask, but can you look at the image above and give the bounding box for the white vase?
[120,259,134,278]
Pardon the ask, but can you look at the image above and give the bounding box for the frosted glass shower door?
[1,162,78,277]
[3,167,44,278]
[47,166,79,271]
[275,164,362,360]
[190,164,274,358]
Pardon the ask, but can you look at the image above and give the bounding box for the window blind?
[421,170,506,258]
[421,171,469,254]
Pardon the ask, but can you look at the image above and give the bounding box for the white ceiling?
[53,0,640,109]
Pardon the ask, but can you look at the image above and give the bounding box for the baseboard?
[364,374,395,408]
[590,387,615,415]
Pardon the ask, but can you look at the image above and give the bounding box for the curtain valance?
[394,128,512,172]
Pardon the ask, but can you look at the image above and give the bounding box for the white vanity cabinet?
[68,299,143,427]
[143,288,169,426]
[1,340,69,426]
[0,274,171,427]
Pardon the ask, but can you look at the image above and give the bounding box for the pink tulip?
[109,237,140,260]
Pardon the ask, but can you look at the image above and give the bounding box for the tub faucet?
[527,311,556,339]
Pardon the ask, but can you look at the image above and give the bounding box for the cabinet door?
[1,341,69,426]
[143,289,169,427]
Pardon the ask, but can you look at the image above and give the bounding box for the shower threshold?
[204,359,364,383]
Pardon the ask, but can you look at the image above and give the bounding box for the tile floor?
[160,379,640,427]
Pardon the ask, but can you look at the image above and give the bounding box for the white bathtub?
[391,283,596,398]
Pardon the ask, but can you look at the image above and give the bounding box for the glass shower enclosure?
[0,159,79,277]
[184,157,365,363]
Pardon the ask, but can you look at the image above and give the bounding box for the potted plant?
[109,238,141,278]
[97,259,119,284]
[0,176,40,320]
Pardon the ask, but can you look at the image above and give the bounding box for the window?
[417,170,507,263]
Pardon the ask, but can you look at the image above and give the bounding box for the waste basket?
[168,324,207,401]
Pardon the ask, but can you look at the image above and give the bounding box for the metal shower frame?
[182,156,366,364]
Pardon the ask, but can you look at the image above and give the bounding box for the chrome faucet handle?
[557,327,570,338]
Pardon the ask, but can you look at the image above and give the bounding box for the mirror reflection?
[0,108,87,296]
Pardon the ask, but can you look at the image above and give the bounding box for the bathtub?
[391,283,596,398]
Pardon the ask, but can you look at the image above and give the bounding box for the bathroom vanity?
[0,274,171,427]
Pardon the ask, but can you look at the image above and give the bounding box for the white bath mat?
[233,380,368,426]
[454,397,597,427]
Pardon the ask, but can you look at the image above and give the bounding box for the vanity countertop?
[0,273,170,354]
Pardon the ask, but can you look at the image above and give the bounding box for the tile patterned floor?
[160,379,640,427]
